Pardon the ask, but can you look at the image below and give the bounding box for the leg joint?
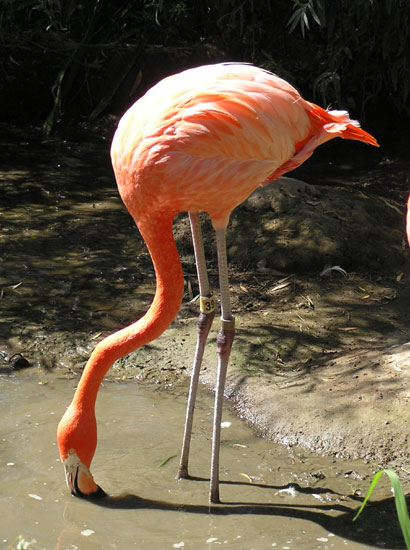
[197,310,215,334]
[217,317,235,355]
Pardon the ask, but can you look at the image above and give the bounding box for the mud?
[1,124,410,505]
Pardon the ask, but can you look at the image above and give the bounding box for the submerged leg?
[209,228,235,504]
[178,212,215,479]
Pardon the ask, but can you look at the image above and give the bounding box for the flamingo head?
[57,404,106,498]
[60,448,106,498]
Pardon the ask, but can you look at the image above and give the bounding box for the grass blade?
[158,454,177,468]
[353,469,410,549]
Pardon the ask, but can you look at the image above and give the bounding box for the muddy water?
[0,368,394,550]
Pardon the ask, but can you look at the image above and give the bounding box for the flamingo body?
[111,64,377,230]
[57,63,378,499]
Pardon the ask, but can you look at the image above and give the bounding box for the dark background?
[1,0,409,147]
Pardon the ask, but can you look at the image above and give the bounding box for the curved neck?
[73,213,184,409]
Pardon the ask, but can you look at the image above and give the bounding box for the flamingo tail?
[308,103,379,147]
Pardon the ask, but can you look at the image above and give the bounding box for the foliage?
[0,0,409,132]
[287,0,322,38]
[354,469,410,549]
[1,0,149,132]
[288,0,410,119]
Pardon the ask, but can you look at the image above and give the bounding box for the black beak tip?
[91,485,108,499]
[72,484,107,499]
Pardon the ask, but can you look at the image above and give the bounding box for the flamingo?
[57,63,378,504]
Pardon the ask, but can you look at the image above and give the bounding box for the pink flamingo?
[57,63,378,503]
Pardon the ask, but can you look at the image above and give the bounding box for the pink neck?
[72,213,184,409]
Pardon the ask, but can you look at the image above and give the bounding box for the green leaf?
[354,469,410,549]
[158,454,177,468]
[287,7,304,33]
[307,2,321,26]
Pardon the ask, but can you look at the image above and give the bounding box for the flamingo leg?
[209,228,235,504]
[178,212,215,479]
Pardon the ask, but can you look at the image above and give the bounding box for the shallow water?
[0,368,394,550]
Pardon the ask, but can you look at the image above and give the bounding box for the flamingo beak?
[63,449,106,499]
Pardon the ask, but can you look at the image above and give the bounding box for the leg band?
[199,295,215,314]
